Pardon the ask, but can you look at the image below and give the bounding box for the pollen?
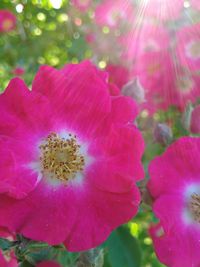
[189,193,200,223]
[39,132,85,182]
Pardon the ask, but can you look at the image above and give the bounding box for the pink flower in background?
[0,10,16,33]
[172,66,200,109]
[72,0,91,12]
[0,61,144,252]
[120,24,170,62]
[37,261,61,267]
[85,29,122,62]
[191,0,200,11]
[190,105,200,134]
[133,51,176,113]
[95,0,134,28]
[132,50,200,114]
[148,137,200,267]
[141,0,184,21]
[12,67,25,76]
[176,23,200,72]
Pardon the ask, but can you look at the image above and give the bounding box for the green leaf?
[19,261,34,267]
[0,238,15,251]
[106,226,142,267]
[57,249,79,267]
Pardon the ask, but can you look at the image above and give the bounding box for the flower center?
[108,9,124,25]
[190,41,200,58]
[189,193,200,223]
[176,76,193,93]
[2,19,13,31]
[147,63,160,76]
[39,132,85,182]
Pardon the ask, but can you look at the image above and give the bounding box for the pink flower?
[190,105,200,134]
[173,67,200,109]
[191,0,200,10]
[95,0,134,28]
[133,50,200,113]
[36,261,61,267]
[12,67,25,77]
[176,23,200,72]
[166,63,200,111]
[71,0,91,12]
[0,10,16,33]
[140,0,184,21]
[0,61,144,252]
[148,137,200,267]
[133,51,176,113]
[120,24,170,62]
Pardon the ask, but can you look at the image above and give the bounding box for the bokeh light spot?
[98,60,107,69]
[16,4,24,13]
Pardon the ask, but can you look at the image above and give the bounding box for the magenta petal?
[0,78,52,135]
[148,137,200,198]
[32,62,111,139]
[111,96,138,124]
[64,184,140,251]
[37,261,61,267]
[0,61,144,252]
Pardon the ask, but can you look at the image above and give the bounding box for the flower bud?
[121,78,145,103]
[190,105,200,134]
[182,103,193,131]
[154,123,173,145]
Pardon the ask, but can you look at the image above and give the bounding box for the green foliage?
[56,248,79,266]
[19,261,34,267]
[105,226,142,267]
[0,0,92,90]
[0,237,15,251]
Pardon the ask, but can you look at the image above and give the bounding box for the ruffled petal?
[32,61,111,139]
[148,137,200,198]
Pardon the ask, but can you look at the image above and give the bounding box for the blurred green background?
[0,0,92,90]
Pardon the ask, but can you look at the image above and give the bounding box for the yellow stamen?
[189,193,200,223]
[40,132,85,182]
